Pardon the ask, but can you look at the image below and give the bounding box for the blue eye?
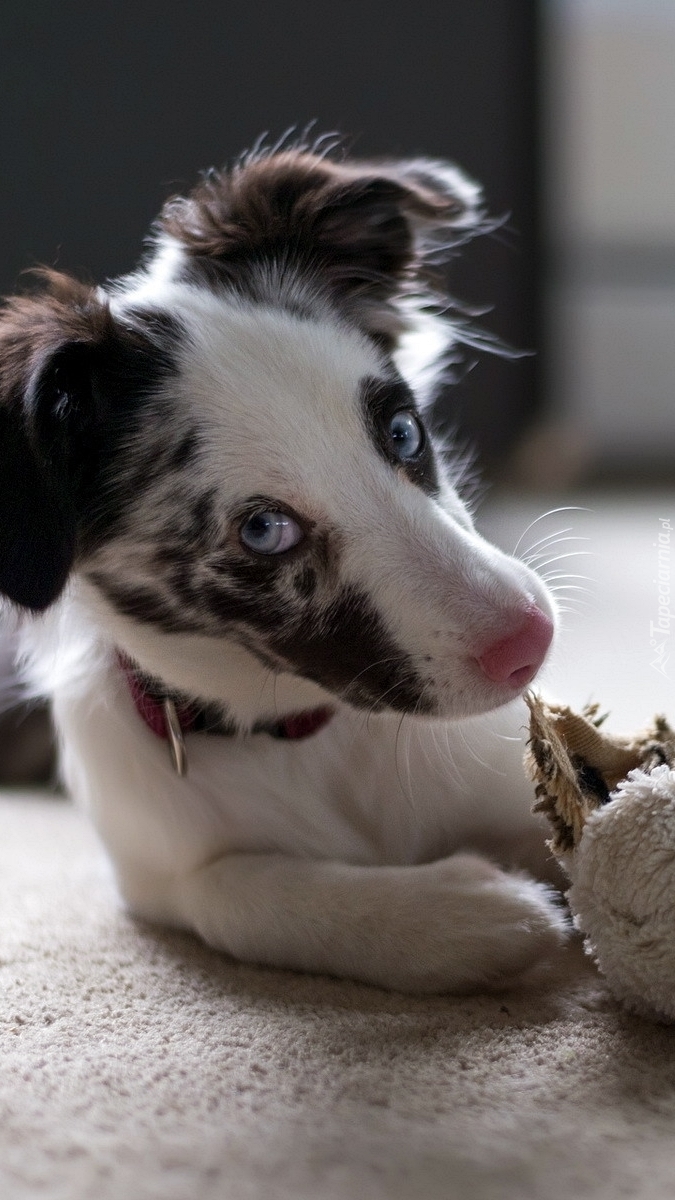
[240,511,303,555]
[388,410,424,461]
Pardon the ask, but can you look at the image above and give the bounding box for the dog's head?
[0,146,554,723]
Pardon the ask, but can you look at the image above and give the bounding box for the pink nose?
[476,604,554,688]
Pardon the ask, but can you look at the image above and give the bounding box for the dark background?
[0,1,539,473]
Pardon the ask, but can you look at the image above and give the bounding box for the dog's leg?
[174,851,569,993]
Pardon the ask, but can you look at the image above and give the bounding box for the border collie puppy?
[0,142,567,993]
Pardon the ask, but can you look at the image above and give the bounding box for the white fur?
[20,188,569,994]
[34,592,566,995]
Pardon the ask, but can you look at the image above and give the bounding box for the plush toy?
[525,693,675,1022]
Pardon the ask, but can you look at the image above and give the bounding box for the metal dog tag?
[162,697,188,776]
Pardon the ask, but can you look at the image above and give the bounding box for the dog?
[0,140,568,993]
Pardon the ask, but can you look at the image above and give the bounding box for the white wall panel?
[545,0,675,463]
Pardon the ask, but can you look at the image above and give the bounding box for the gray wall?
[0,1,539,470]
[545,0,675,476]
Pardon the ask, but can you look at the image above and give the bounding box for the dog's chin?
[344,671,544,724]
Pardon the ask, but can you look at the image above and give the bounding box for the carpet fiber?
[3,493,675,1200]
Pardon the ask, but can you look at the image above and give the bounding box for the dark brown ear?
[0,273,115,611]
[160,150,484,334]
[312,157,484,270]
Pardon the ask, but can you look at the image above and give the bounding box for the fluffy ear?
[160,150,484,336]
[0,274,115,611]
[313,156,484,272]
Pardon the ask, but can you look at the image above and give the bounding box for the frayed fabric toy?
[525,694,675,1021]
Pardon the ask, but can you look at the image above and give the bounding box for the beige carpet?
[3,493,675,1200]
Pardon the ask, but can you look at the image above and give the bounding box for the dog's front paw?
[173,849,568,997]
[385,853,570,994]
[459,864,570,989]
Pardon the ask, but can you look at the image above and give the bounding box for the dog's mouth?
[277,602,554,722]
[322,599,554,720]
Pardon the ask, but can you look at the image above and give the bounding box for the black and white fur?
[0,143,568,992]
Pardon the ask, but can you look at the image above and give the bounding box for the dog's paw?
[455,862,570,990]
[381,853,570,994]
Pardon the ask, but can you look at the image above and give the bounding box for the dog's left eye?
[388,410,424,461]
[240,511,303,555]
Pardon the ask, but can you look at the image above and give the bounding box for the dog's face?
[0,147,554,722]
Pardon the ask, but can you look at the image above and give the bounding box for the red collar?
[118,653,334,775]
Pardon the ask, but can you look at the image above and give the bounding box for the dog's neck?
[118,650,334,774]
[75,580,337,731]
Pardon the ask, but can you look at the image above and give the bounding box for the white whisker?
[521,525,575,556]
[523,535,591,566]
[533,549,594,571]
[541,571,595,583]
[547,583,596,597]
[511,507,593,558]
[393,711,416,809]
[456,724,507,777]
